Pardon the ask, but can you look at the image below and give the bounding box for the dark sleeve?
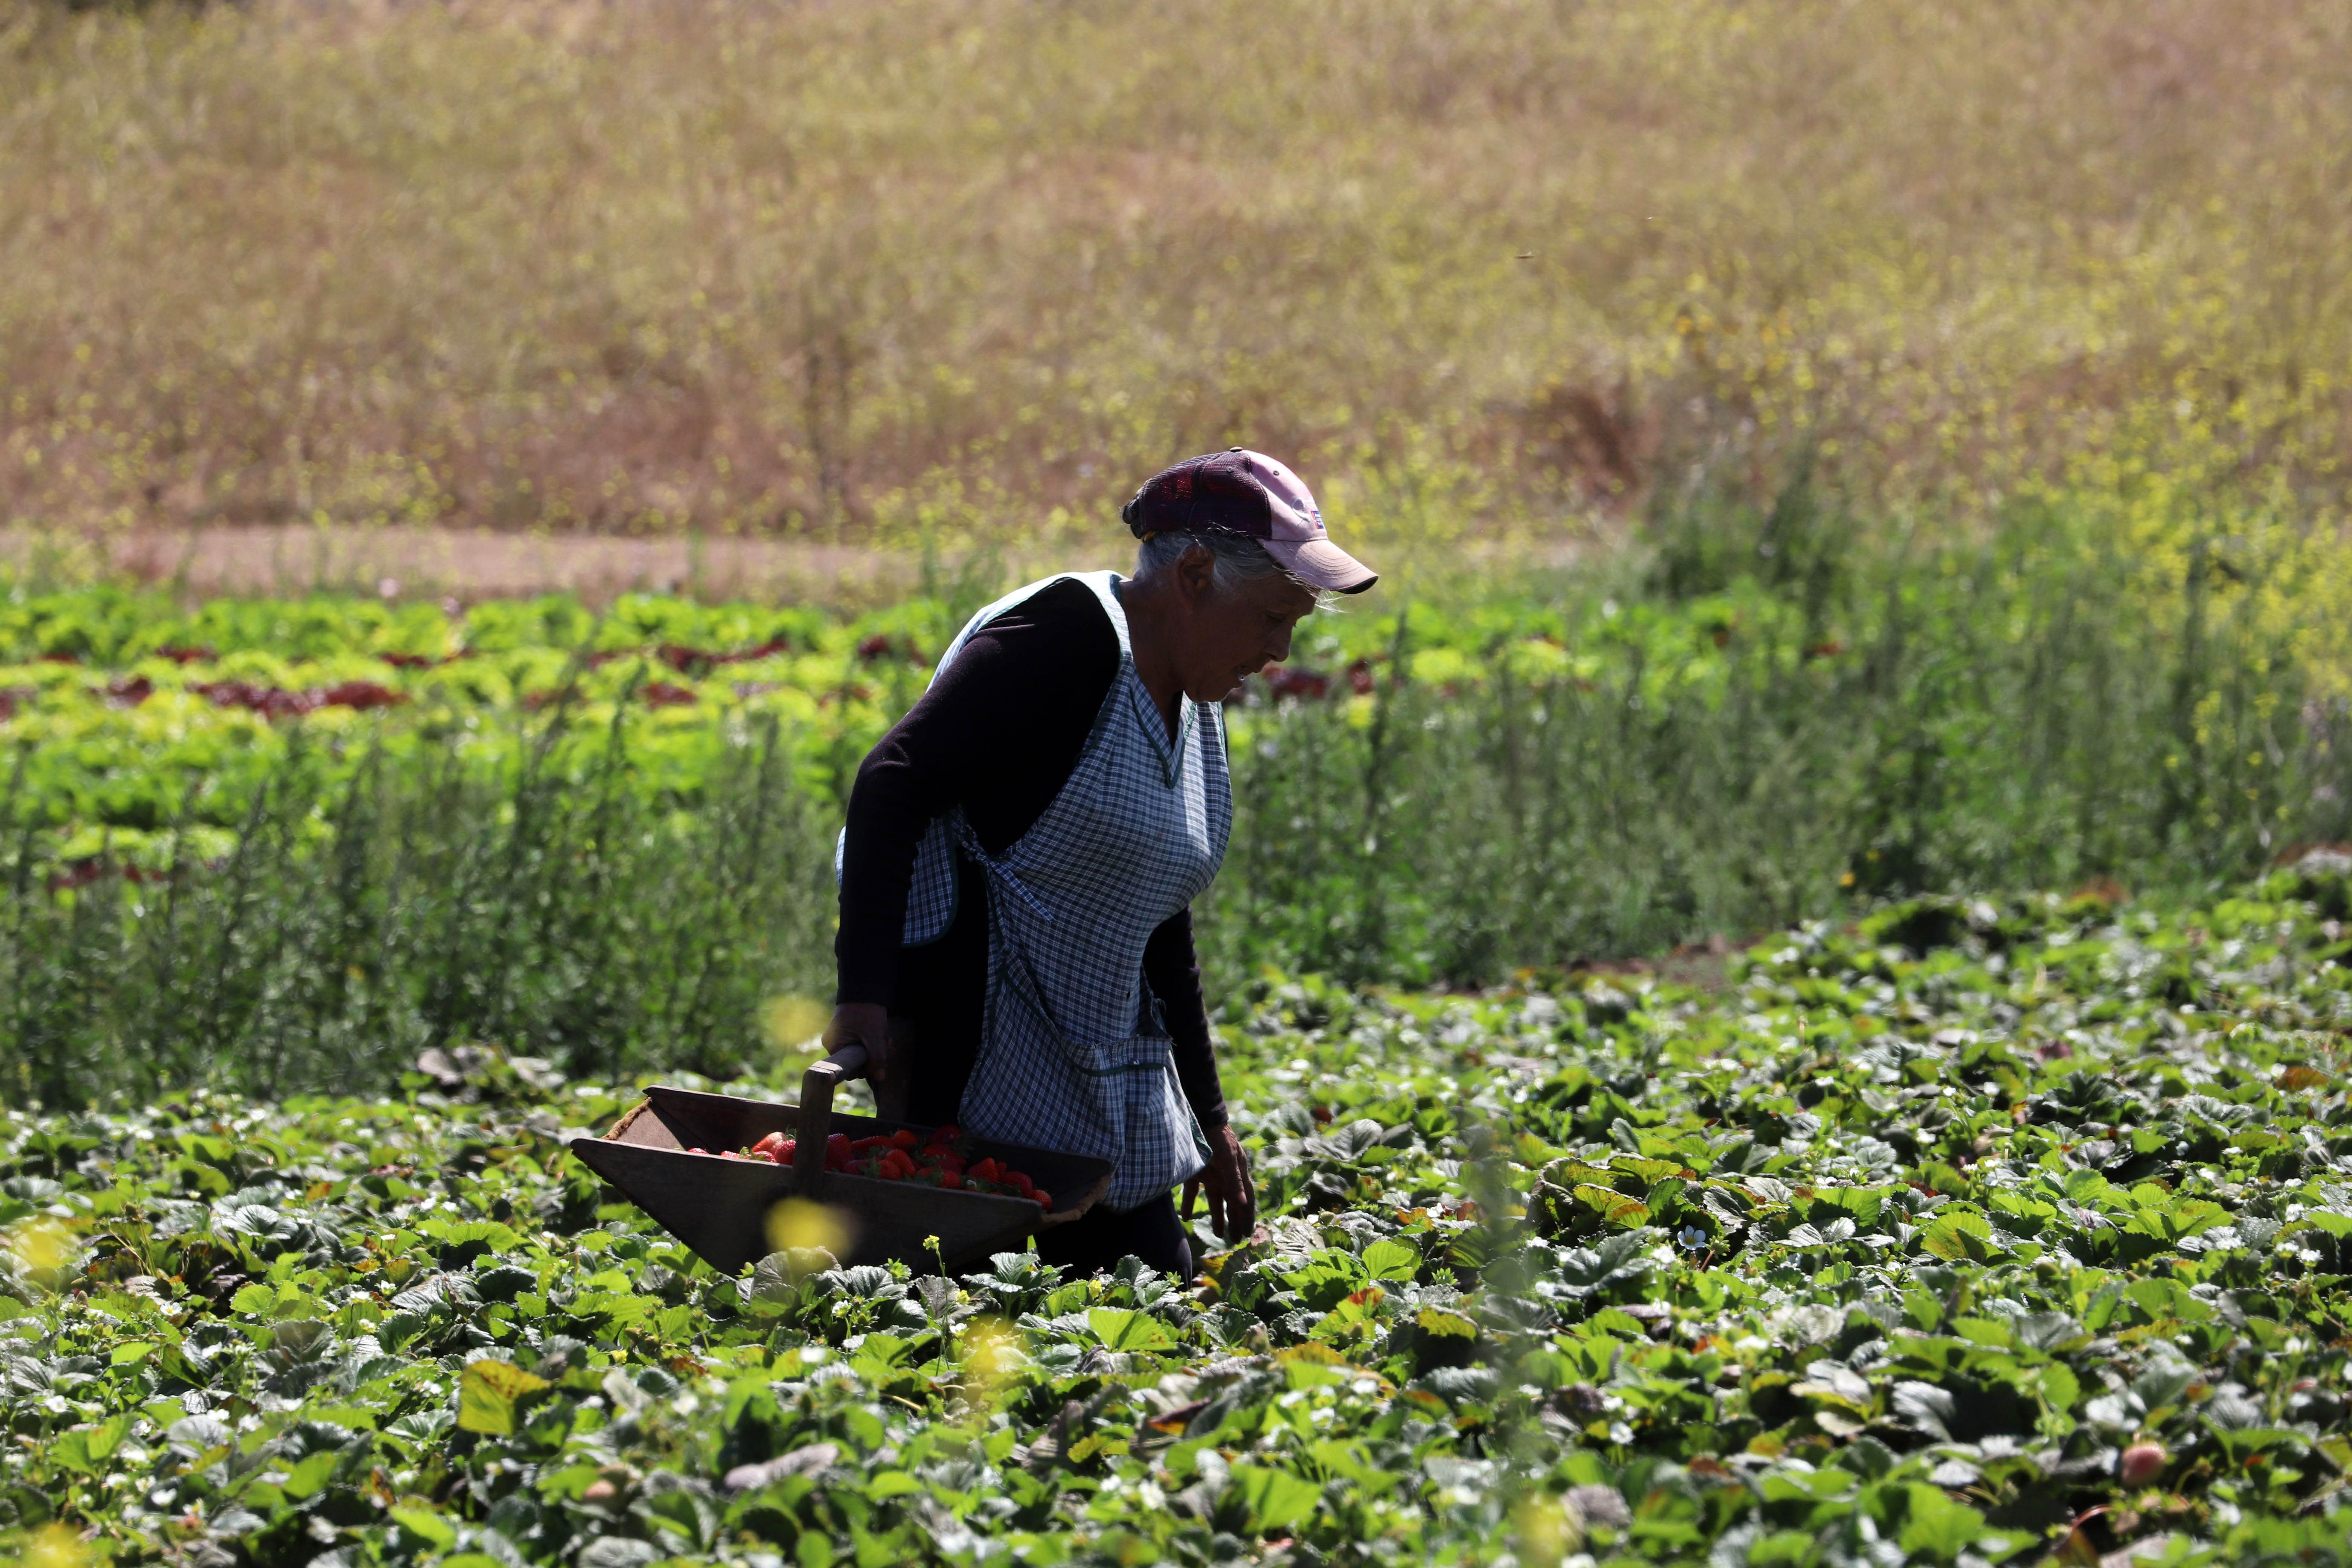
[835,580,1117,1009]
[1145,908,1227,1130]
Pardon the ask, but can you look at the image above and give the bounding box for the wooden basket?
[566,1048,1113,1274]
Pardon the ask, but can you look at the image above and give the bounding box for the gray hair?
[1134,530,1322,600]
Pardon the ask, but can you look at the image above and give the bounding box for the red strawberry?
[2120,1442,2167,1487]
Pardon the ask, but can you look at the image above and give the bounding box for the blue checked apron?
[842,571,1229,1211]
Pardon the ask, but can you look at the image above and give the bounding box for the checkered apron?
[893,571,1228,1210]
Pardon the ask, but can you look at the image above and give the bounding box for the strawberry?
[756,1130,1037,1197]
[2121,1442,2167,1487]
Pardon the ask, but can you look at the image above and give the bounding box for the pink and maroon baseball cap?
[1121,448,1378,594]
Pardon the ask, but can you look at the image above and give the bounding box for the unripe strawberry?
[2119,1441,2167,1487]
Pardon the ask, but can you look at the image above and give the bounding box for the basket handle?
[791,1044,868,1200]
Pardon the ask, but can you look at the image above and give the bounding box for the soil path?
[2,525,932,604]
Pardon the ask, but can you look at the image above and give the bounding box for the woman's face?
[1172,561,1320,702]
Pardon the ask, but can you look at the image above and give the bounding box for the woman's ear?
[1174,542,1217,607]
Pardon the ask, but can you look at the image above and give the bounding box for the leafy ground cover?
[0,573,1826,863]
[0,588,961,862]
[7,860,2352,1566]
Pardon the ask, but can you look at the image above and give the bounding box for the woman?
[825,448,1378,1279]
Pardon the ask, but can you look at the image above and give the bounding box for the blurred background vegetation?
[3,0,2348,545]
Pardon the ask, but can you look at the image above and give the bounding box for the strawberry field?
[8,862,2352,1566]
[13,0,2352,1557]
[5,512,2352,1566]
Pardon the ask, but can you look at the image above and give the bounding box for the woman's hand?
[1184,1122,1258,1246]
[823,1002,892,1099]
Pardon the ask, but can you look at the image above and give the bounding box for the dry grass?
[3,0,2350,544]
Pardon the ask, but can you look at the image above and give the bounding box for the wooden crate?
[567,1060,1112,1275]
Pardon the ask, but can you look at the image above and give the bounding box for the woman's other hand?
[1184,1123,1258,1245]
[823,1002,891,1098]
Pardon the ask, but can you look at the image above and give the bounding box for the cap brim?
[1265,536,1378,594]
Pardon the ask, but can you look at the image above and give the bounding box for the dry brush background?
[3,0,2350,550]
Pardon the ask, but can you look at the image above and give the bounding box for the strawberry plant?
[5,859,2352,1565]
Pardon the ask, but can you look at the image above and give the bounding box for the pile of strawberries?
[699,1124,1052,1210]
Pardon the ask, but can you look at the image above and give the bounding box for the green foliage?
[1212,494,2352,983]
[6,876,2352,1563]
[6,496,2351,1096]
[0,703,837,1105]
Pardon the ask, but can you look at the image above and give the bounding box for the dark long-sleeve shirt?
[835,577,1227,1129]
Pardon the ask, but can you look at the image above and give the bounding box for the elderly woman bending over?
[825,449,1378,1277]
